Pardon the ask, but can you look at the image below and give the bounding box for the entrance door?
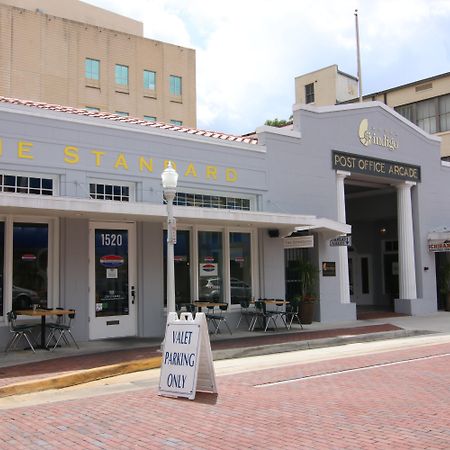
[89,223,137,339]
[348,253,373,305]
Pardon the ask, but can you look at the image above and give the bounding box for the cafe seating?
[250,300,278,332]
[46,309,79,350]
[5,311,37,353]
[206,303,232,335]
[236,299,255,329]
[282,298,303,330]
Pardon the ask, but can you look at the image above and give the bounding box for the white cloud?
[84,0,450,134]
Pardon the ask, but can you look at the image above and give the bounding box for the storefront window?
[163,230,191,307]
[0,222,4,315]
[13,223,48,310]
[229,232,252,304]
[198,231,223,301]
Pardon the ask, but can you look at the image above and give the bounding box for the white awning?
[0,193,350,237]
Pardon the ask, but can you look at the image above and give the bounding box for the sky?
[84,0,450,135]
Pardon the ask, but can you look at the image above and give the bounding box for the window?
[169,75,182,96]
[13,223,48,309]
[170,120,182,126]
[115,64,129,86]
[115,111,129,117]
[305,83,315,104]
[89,182,132,202]
[143,70,156,90]
[198,231,223,302]
[85,58,100,80]
[85,107,100,112]
[144,115,157,122]
[174,192,251,211]
[0,174,54,196]
[395,94,450,134]
[0,222,3,315]
[229,232,252,305]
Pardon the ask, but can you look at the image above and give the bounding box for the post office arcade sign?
[332,151,421,183]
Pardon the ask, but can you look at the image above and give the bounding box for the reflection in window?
[13,223,48,310]
[229,232,252,305]
[198,231,223,301]
[0,222,3,315]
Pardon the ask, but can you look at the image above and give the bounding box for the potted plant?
[298,260,319,324]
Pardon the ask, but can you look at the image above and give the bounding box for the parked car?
[0,275,41,310]
[200,277,251,301]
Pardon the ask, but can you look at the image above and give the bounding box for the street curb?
[211,329,434,360]
[0,356,162,398]
[0,329,434,398]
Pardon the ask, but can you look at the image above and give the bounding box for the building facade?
[0,0,196,127]
[295,65,450,158]
[1,95,449,348]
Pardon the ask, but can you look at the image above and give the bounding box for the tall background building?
[295,65,450,158]
[0,0,196,127]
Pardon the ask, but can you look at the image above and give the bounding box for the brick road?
[0,341,449,449]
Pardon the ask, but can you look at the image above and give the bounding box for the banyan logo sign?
[358,119,399,151]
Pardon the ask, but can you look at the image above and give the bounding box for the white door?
[348,253,373,305]
[89,222,137,339]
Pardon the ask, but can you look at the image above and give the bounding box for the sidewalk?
[1,311,449,398]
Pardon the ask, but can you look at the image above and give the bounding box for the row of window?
[395,94,450,134]
[0,173,254,212]
[85,58,182,96]
[85,107,182,126]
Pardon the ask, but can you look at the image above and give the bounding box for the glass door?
[89,223,137,339]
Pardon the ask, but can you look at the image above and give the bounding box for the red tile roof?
[0,96,258,145]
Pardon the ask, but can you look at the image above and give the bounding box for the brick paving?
[0,324,401,389]
[0,340,449,449]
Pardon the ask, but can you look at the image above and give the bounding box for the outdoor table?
[193,301,227,312]
[16,308,74,350]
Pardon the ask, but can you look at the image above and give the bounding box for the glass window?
[170,120,182,126]
[163,230,191,307]
[115,111,129,117]
[0,174,54,196]
[85,58,100,80]
[90,182,131,202]
[115,64,129,86]
[13,223,48,310]
[198,231,223,302]
[229,232,252,305]
[0,222,3,316]
[144,70,156,90]
[85,107,100,112]
[305,83,315,104]
[170,75,182,96]
[174,192,251,211]
[417,98,437,134]
[144,115,157,122]
[439,94,450,132]
[395,104,415,123]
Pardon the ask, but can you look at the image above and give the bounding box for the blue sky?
[84,0,450,135]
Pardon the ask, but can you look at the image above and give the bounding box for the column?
[336,171,351,304]
[396,181,417,300]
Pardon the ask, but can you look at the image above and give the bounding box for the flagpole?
[355,9,363,102]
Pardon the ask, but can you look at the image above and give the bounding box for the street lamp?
[161,161,178,316]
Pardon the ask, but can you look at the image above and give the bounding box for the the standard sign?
[159,312,217,400]
[330,235,352,247]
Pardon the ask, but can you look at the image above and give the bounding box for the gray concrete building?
[0,96,448,346]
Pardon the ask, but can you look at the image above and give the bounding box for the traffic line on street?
[254,352,450,388]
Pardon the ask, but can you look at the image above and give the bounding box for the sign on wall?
[159,312,217,400]
[330,235,352,247]
[332,151,421,182]
[284,236,314,249]
[322,261,336,276]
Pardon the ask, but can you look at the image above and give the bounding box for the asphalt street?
[1,333,450,449]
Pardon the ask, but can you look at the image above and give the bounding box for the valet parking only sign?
[159,312,217,400]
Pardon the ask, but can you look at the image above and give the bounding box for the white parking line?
[254,352,450,388]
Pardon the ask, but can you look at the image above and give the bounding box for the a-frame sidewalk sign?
[158,311,217,400]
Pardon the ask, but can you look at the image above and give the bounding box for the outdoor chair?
[5,311,37,353]
[46,309,79,351]
[251,300,278,332]
[206,304,232,335]
[282,298,303,330]
[236,299,255,329]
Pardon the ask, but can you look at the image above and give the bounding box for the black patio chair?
[5,311,36,353]
[236,299,255,329]
[251,300,278,332]
[46,309,79,351]
[206,304,232,335]
[282,298,303,330]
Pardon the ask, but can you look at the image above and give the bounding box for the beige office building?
[295,65,450,158]
[0,0,196,127]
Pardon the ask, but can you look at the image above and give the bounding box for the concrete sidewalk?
[1,311,449,398]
